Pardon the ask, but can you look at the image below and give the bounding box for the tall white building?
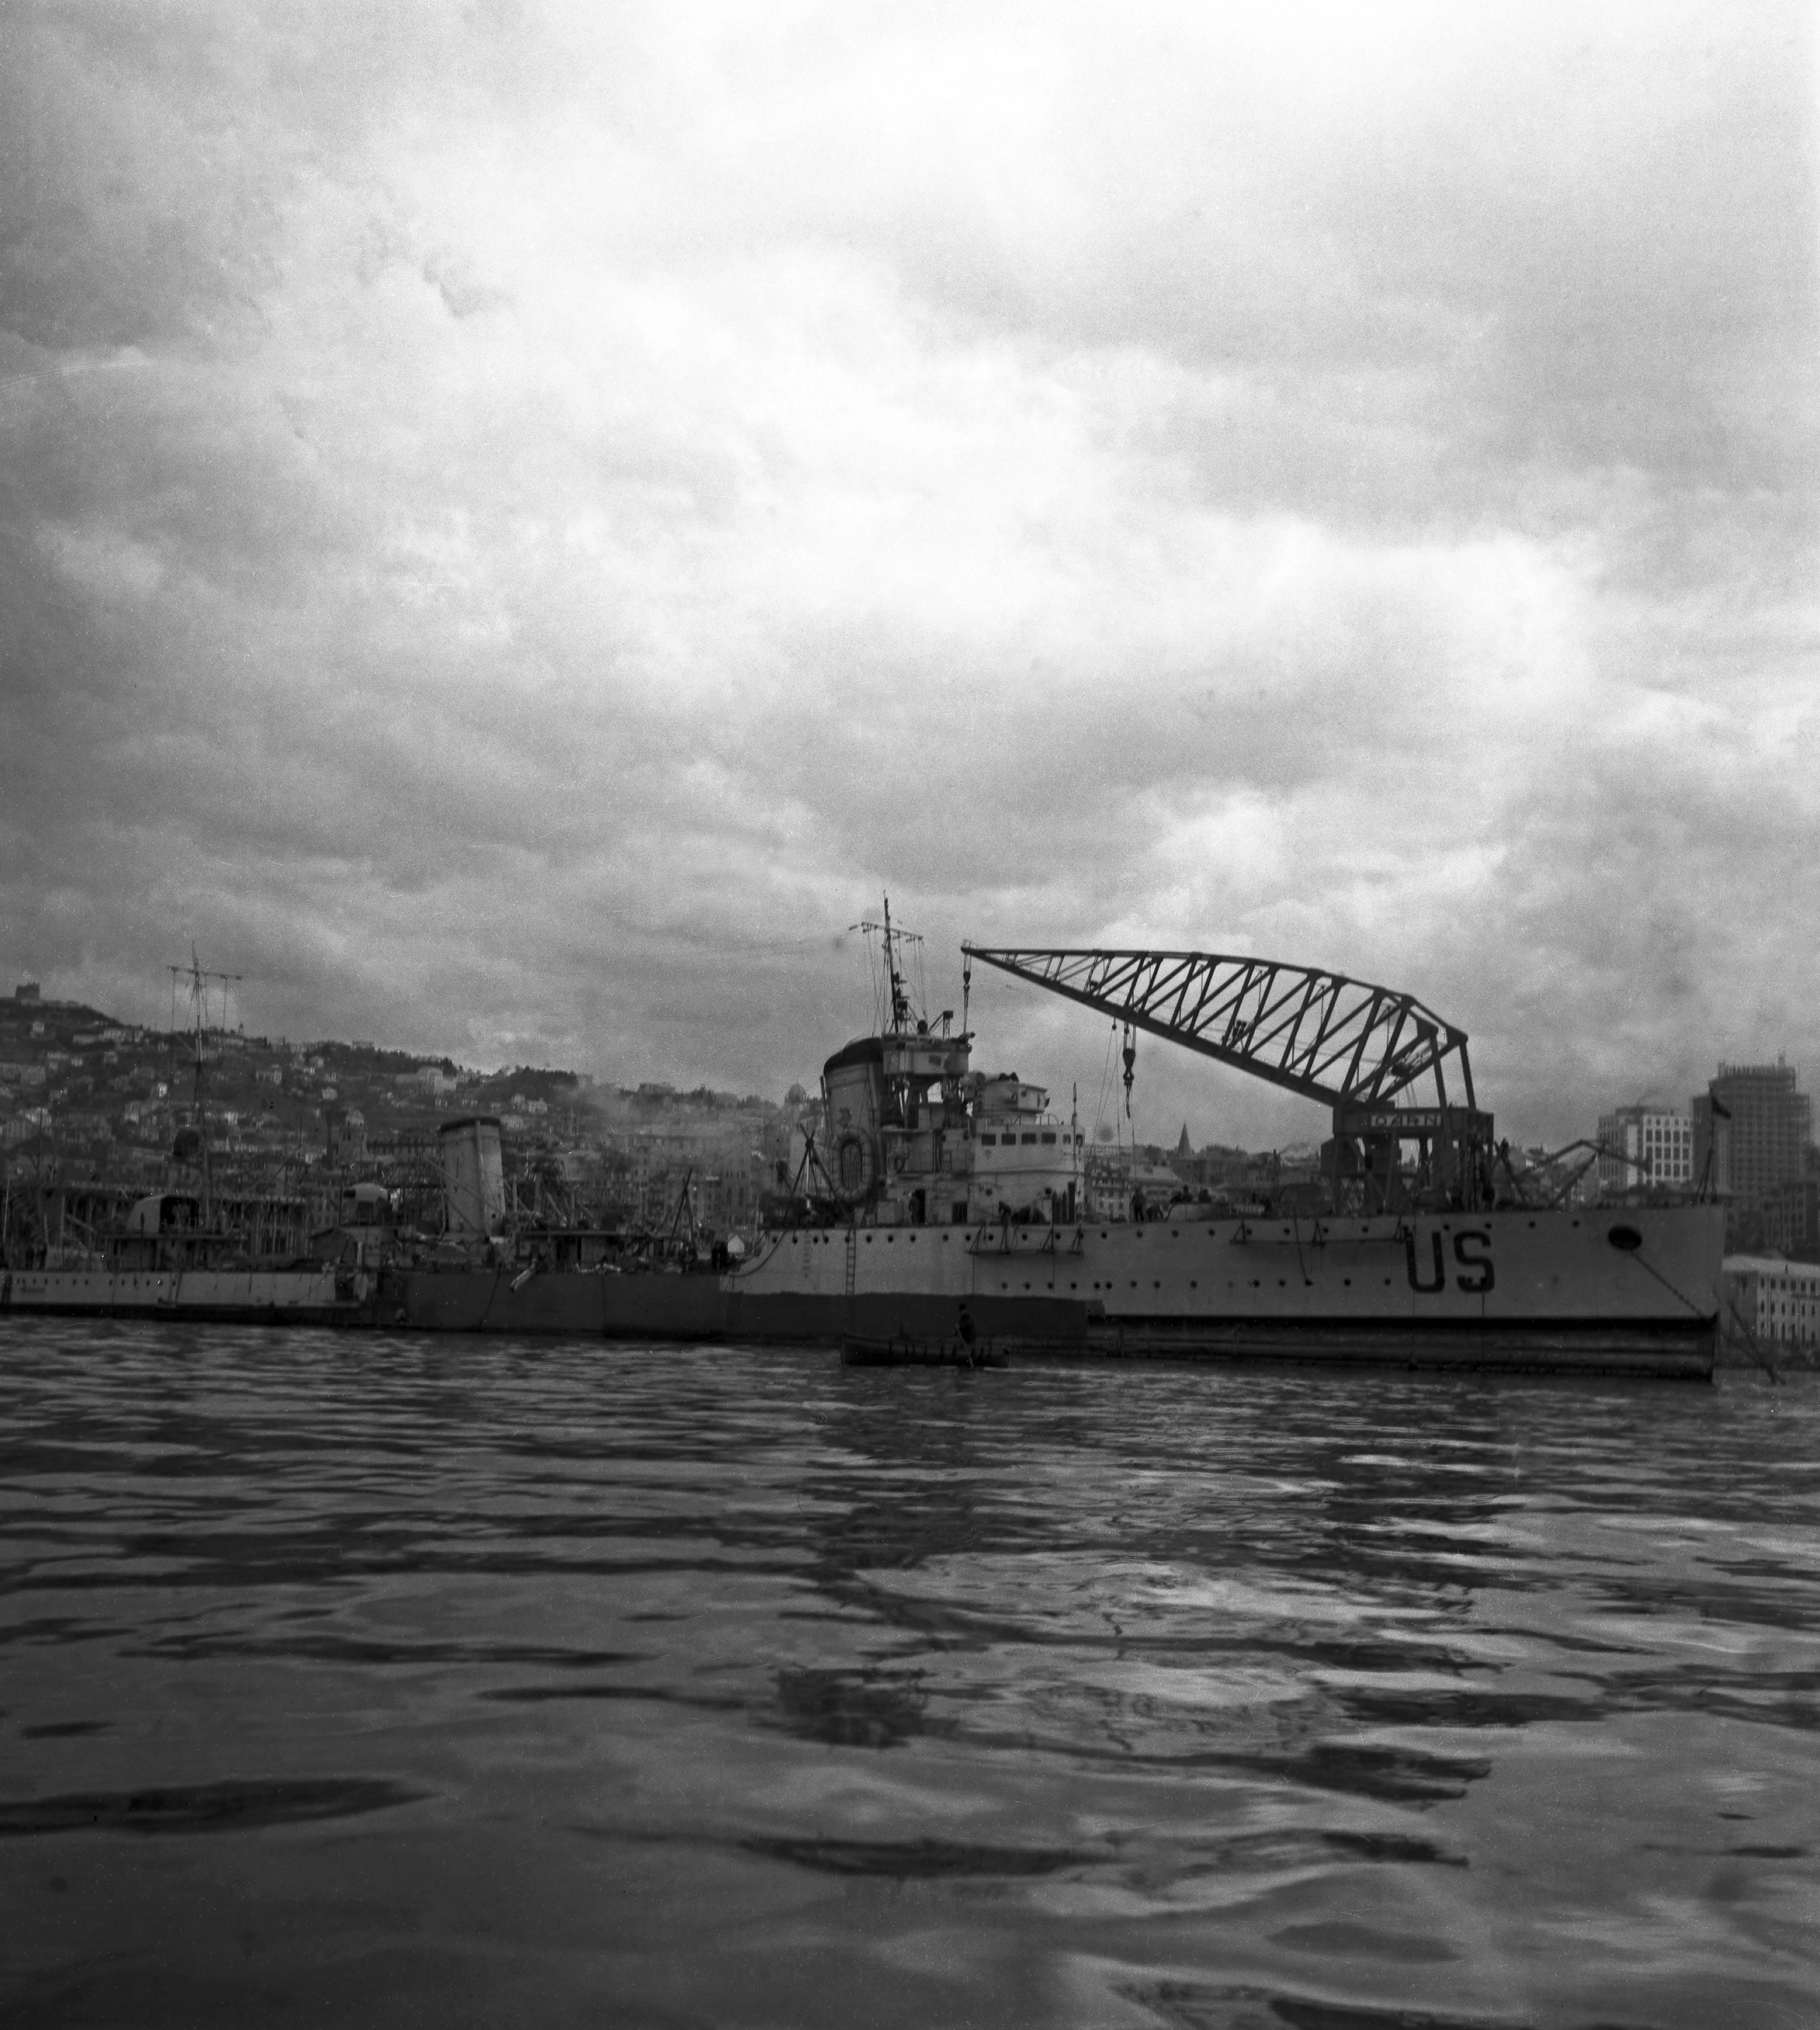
[1597,1106,1694,1191]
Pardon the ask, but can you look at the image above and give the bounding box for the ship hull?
[0,1266,364,1327]
[382,1205,1724,1378]
[1070,1314,1714,1378]
[388,1267,726,1338]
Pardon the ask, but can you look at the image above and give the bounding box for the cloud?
[1,1,1815,1146]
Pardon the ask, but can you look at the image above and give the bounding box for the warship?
[390,913,1725,1377]
[0,1186,361,1325]
[0,953,369,1327]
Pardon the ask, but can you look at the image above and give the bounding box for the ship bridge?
[962,945,1493,1211]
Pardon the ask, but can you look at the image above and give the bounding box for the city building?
[393,1066,457,1098]
[1083,1150,1180,1221]
[1720,1255,1820,1354]
[1596,1105,1694,1192]
[1762,1178,1820,1260]
[325,1106,367,1168]
[1692,1062,1812,1205]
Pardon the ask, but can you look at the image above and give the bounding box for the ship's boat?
[391,917,1725,1377]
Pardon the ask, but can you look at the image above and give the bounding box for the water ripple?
[1,1318,1816,2028]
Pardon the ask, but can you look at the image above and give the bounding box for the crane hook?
[1122,1022,1136,1119]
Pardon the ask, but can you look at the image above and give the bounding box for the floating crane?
[961,945,1495,1211]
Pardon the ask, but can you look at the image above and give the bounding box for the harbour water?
[1,1321,1815,2028]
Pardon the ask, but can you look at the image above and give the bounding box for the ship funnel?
[438,1115,505,1235]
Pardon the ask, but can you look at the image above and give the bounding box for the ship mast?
[853,896,922,1035]
[169,946,243,1225]
[882,896,910,1032]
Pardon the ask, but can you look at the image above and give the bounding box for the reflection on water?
[1,1320,1815,2028]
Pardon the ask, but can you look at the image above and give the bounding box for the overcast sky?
[2,2,1815,1147]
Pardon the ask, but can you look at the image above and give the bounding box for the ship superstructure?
[805,904,1088,1230]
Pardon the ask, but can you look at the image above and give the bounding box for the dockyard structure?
[0,1179,309,1273]
[0,972,791,1258]
[1596,1106,1694,1192]
[966,945,1493,1215]
[1720,1255,1820,1356]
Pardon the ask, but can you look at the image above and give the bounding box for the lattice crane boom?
[960,947,1478,1117]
